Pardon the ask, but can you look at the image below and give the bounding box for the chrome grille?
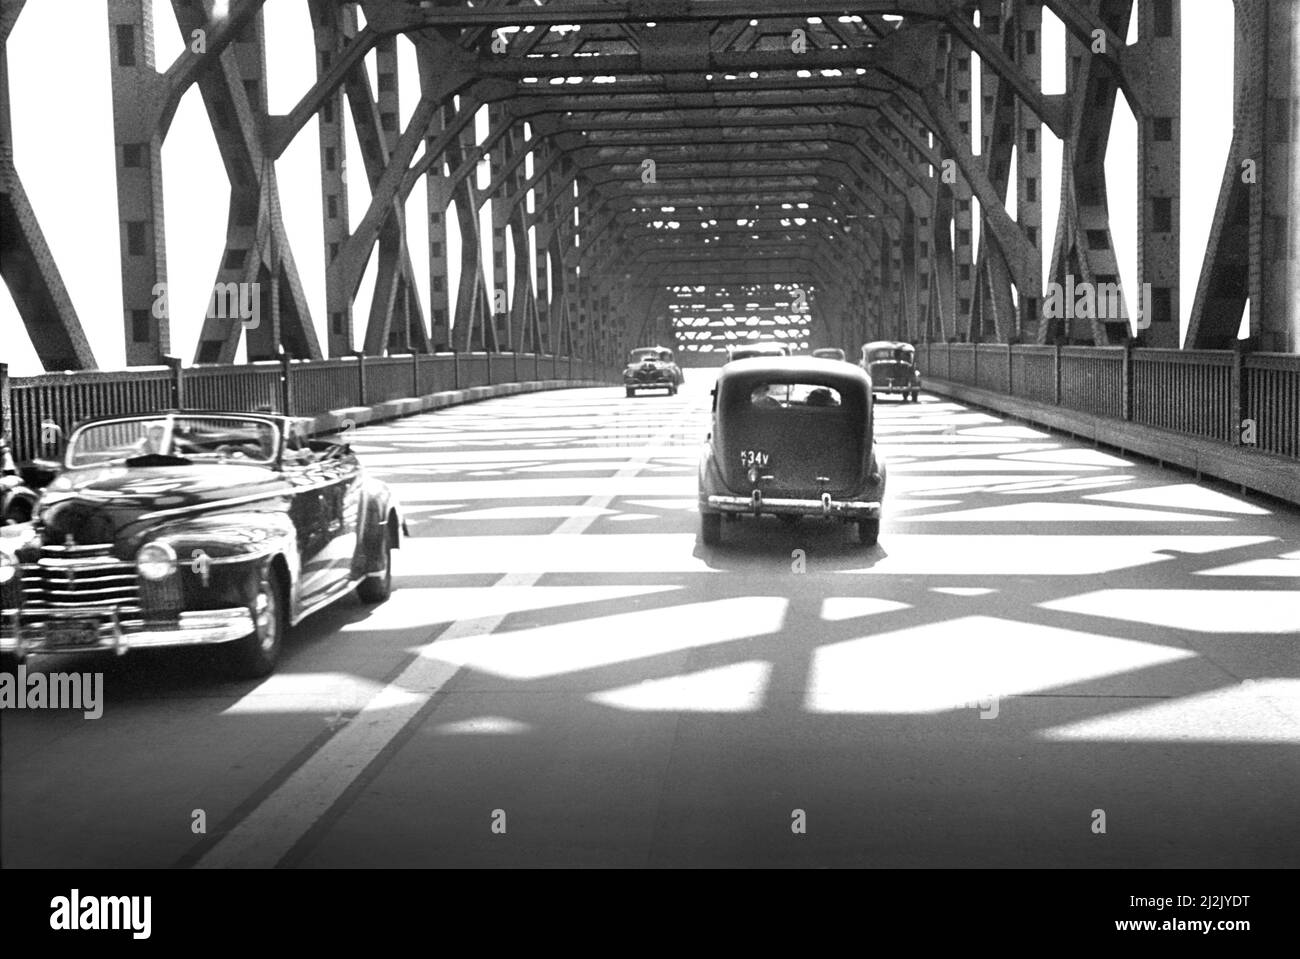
[16,545,143,627]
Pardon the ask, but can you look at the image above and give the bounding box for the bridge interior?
[0,0,1298,874]
[1,0,1298,374]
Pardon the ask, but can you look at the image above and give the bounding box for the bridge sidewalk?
[921,377,1300,509]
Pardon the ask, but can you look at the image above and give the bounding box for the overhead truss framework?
[0,0,1295,370]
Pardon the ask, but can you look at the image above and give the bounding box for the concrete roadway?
[2,370,1298,867]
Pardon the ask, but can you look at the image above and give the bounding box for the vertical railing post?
[166,355,185,409]
[452,350,460,390]
[1230,341,1245,445]
[972,342,979,387]
[1006,343,1014,395]
[513,349,519,383]
[412,351,420,397]
[353,350,367,407]
[1121,343,1134,422]
[279,352,294,416]
[534,351,539,381]
[486,349,492,385]
[1053,343,1062,406]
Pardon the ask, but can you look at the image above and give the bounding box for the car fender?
[138,511,300,611]
[0,476,39,524]
[697,442,726,507]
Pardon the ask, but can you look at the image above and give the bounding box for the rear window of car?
[867,348,913,363]
[749,383,842,409]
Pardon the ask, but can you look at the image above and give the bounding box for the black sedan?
[698,357,887,547]
[0,411,402,678]
[861,340,922,402]
[623,346,684,396]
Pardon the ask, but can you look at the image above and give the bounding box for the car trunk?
[869,360,911,388]
[719,405,865,498]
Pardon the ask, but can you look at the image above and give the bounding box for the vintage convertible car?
[624,346,684,396]
[811,347,847,362]
[698,357,887,546]
[0,411,402,678]
[861,340,922,402]
[727,342,791,363]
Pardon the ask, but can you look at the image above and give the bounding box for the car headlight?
[0,552,16,585]
[137,542,178,581]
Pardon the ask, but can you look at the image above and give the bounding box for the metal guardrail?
[919,343,1300,460]
[0,353,614,463]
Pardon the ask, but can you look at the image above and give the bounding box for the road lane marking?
[195,404,695,868]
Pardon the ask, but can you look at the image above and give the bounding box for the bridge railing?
[920,343,1300,460]
[2,353,612,463]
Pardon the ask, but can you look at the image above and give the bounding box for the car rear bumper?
[872,384,918,394]
[704,493,881,519]
[0,606,254,657]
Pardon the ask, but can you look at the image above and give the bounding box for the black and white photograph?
[0,0,1297,939]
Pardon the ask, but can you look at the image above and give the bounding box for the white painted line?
[195,414,684,868]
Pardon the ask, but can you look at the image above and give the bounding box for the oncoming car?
[624,346,684,396]
[861,340,921,402]
[727,342,791,363]
[811,347,847,362]
[0,411,402,678]
[698,357,887,546]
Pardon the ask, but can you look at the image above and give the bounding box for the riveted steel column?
[311,0,353,356]
[951,30,976,341]
[1015,0,1044,341]
[108,0,169,366]
[1135,0,1181,347]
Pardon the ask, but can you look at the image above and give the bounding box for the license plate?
[739,450,770,468]
[46,623,101,648]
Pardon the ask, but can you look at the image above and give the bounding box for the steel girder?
[2,0,1296,373]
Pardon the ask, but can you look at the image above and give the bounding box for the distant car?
[861,340,921,402]
[0,411,402,678]
[624,346,684,396]
[698,357,887,546]
[811,348,847,362]
[727,342,791,363]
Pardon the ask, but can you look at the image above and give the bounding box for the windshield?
[629,349,661,363]
[866,347,913,363]
[749,383,842,409]
[731,345,786,360]
[67,415,280,467]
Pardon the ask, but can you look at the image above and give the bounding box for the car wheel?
[669,384,678,396]
[3,500,32,524]
[701,512,722,546]
[911,390,920,402]
[229,571,285,679]
[358,526,393,604]
[626,387,636,398]
[856,517,880,547]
